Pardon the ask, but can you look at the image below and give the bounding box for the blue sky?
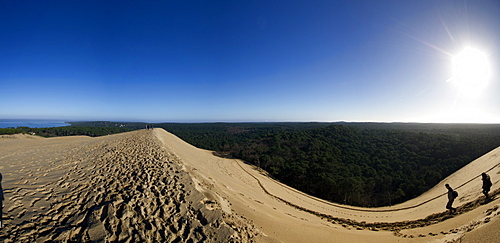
[1,0,499,123]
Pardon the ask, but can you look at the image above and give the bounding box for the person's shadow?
[480,197,493,205]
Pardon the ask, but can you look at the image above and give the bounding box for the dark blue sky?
[1,0,499,122]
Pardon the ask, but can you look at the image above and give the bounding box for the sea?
[0,119,71,128]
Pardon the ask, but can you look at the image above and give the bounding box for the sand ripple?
[0,130,256,242]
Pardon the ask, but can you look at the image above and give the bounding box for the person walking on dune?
[445,184,457,213]
[481,172,492,200]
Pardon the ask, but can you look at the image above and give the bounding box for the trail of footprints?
[1,131,257,242]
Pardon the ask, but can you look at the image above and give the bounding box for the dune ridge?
[0,130,256,242]
[234,154,500,231]
[0,128,499,242]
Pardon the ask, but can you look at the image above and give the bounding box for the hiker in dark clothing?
[445,184,457,213]
[482,172,492,200]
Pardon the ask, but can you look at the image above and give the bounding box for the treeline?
[72,122,331,150]
[155,123,329,150]
[0,126,131,137]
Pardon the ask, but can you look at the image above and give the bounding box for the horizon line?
[3,118,500,125]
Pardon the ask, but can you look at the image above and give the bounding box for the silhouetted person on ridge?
[445,184,457,213]
[482,172,492,200]
[0,173,4,228]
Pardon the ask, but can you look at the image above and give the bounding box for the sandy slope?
[0,128,499,242]
[0,130,255,242]
[154,128,500,243]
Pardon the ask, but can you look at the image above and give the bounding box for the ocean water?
[0,119,71,128]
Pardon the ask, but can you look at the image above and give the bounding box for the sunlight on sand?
[0,129,499,242]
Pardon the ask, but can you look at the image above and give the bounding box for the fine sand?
[0,129,499,242]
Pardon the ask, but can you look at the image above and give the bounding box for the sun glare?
[450,47,490,96]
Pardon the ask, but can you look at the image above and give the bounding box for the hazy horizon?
[3,118,500,126]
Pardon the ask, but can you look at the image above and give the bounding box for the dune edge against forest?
[0,128,499,242]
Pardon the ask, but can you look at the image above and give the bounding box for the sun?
[449,47,490,96]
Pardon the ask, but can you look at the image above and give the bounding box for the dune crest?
[0,130,256,242]
[0,128,499,242]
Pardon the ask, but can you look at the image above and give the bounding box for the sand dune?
[0,129,499,242]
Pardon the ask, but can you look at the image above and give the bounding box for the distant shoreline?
[0,119,70,128]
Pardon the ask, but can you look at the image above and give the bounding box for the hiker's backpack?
[486,179,492,187]
[453,190,458,198]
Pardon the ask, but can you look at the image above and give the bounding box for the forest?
[3,121,500,207]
